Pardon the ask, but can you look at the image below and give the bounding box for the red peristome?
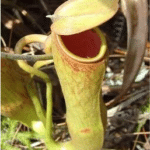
[61,30,101,58]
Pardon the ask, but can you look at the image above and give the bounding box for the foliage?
[1,116,40,150]
[140,98,150,114]
[136,98,150,132]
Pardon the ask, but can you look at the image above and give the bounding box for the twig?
[132,134,139,150]
[107,89,149,117]
[57,122,67,126]
[21,9,46,34]
[147,42,150,48]
[55,136,61,142]
[144,57,150,62]
[106,85,149,107]
[133,141,145,145]
[1,36,7,47]
[113,47,150,62]
[128,132,150,135]
[31,141,43,147]
[102,80,149,94]
[2,1,46,34]
[39,0,51,15]
[12,8,24,23]
[8,19,14,48]
[1,52,53,61]
[109,54,150,62]
[138,112,150,120]
[114,49,127,55]
[11,123,22,145]
[142,127,149,142]
[2,10,34,36]
[33,146,46,149]
[109,54,126,58]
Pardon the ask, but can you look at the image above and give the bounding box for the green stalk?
[33,60,60,149]
[14,36,61,149]
[27,80,46,126]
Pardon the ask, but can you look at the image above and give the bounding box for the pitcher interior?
[61,30,101,58]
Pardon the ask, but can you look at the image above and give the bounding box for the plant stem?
[27,80,46,125]
[1,52,53,61]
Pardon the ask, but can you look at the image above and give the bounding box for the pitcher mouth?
[56,28,107,63]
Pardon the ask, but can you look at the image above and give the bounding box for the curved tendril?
[14,34,57,147]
